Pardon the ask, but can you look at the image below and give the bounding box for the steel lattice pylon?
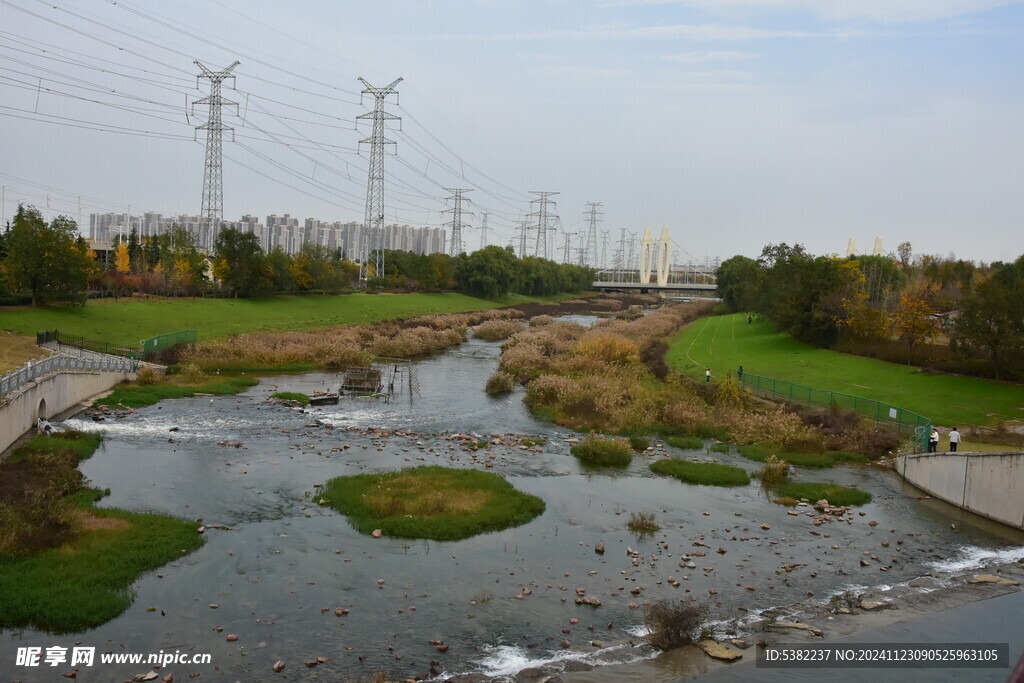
[356,77,402,285]
[581,202,602,267]
[528,191,558,260]
[444,188,472,257]
[193,60,239,253]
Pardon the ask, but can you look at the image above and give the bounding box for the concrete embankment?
[894,452,1024,530]
[0,363,135,454]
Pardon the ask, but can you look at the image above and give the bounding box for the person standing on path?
[929,428,939,453]
[705,368,711,383]
[949,427,961,452]
[737,365,743,380]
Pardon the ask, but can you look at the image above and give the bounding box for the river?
[6,319,1023,682]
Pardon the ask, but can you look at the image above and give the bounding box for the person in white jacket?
[948,427,961,452]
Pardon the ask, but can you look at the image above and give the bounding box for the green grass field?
[668,313,1024,427]
[0,292,573,347]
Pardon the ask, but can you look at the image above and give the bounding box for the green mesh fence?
[738,372,931,452]
[142,330,197,357]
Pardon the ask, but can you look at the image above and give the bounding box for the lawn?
[0,291,574,347]
[667,313,1024,427]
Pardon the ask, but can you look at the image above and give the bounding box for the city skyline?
[0,1,1021,264]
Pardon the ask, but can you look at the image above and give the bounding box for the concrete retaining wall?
[895,452,1024,530]
[0,369,134,454]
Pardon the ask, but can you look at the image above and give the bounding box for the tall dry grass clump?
[485,370,515,394]
[134,366,162,386]
[473,319,525,341]
[759,455,790,484]
[529,314,554,327]
[730,408,824,451]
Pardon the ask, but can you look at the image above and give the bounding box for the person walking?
[705,368,711,383]
[929,428,939,453]
[737,365,744,380]
[949,427,961,452]
[748,315,752,325]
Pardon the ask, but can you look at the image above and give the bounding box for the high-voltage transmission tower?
[517,219,530,257]
[356,77,402,284]
[561,231,577,263]
[600,229,610,269]
[443,188,473,257]
[529,191,558,260]
[479,211,489,250]
[581,202,602,267]
[193,60,239,253]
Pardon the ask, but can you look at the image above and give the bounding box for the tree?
[213,227,272,297]
[950,257,1024,379]
[5,205,90,306]
[715,255,760,313]
[891,287,937,365]
[114,243,131,273]
[897,241,912,269]
[455,245,518,298]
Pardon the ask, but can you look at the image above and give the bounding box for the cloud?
[661,50,757,64]
[433,23,819,42]
[607,0,1022,24]
[538,65,632,78]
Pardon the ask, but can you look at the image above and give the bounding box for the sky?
[0,0,1022,264]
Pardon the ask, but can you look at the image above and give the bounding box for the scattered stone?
[595,543,605,555]
[699,640,743,661]
[273,660,285,673]
[860,599,890,611]
[372,529,383,538]
[771,622,823,636]
[968,574,1020,586]
[226,634,238,642]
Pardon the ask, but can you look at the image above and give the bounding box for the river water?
[6,320,1024,682]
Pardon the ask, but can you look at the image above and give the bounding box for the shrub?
[772,482,873,506]
[178,363,205,384]
[759,455,790,484]
[628,434,650,452]
[473,319,524,341]
[134,366,161,386]
[571,435,633,468]
[627,511,659,533]
[574,333,641,366]
[485,370,515,394]
[529,314,554,326]
[650,459,750,487]
[644,599,709,650]
[714,372,747,409]
[666,436,703,450]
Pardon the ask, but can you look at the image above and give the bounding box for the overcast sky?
[0,0,1021,264]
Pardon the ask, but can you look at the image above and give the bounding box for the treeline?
[0,207,594,304]
[717,242,1024,381]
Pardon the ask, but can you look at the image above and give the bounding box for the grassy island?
[320,466,545,541]
[650,458,751,487]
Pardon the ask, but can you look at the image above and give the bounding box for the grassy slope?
[667,313,1024,427]
[0,292,573,347]
[0,330,48,372]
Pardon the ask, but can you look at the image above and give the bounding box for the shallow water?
[4,328,1023,682]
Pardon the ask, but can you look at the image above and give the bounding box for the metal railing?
[0,352,139,400]
[37,330,142,359]
[142,329,197,356]
[738,371,932,452]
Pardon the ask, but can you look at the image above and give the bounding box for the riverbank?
[561,558,1024,683]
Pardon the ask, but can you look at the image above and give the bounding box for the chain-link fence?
[739,371,931,452]
[142,330,197,357]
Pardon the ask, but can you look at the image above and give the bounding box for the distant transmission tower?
[479,211,489,250]
[561,231,575,263]
[600,230,610,270]
[517,219,530,257]
[582,202,601,267]
[193,60,239,253]
[356,77,402,284]
[444,188,473,257]
[529,191,558,260]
